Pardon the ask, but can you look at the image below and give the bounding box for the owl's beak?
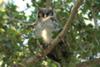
[44,14,47,18]
[42,16,51,21]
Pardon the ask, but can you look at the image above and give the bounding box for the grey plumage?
[33,8,60,44]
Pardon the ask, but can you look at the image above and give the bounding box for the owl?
[33,7,60,45]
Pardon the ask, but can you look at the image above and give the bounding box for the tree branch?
[41,0,84,60]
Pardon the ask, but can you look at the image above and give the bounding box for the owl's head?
[38,7,54,19]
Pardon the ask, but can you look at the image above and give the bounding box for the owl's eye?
[47,11,53,16]
[38,12,45,18]
[46,12,49,16]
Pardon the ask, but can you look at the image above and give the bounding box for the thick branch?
[42,0,84,58]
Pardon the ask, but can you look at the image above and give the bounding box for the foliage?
[0,0,100,67]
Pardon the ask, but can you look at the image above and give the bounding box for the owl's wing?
[51,18,61,32]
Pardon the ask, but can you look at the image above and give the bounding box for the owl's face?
[38,8,54,19]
